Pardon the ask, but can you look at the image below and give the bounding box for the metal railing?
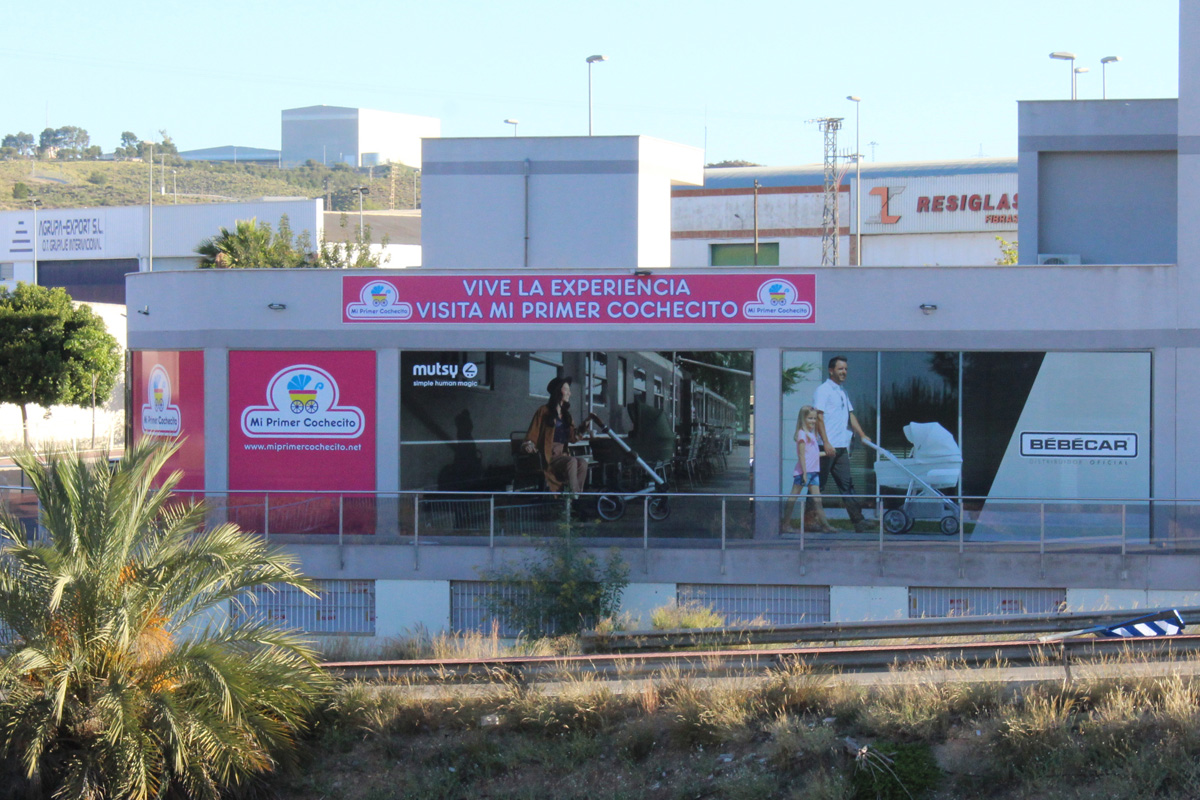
[580,606,1200,652]
[324,635,1200,683]
[2,485,1196,556]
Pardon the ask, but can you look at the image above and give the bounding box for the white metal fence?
[908,586,1067,618]
[238,579,376,635]
[450,580,535,637]
[677,583,831,626]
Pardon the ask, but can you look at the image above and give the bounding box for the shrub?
[478,510,629,636]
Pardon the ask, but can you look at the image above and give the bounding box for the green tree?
[119,131,139,156]
[11,182,30,200]
[995,235,1018,265]
[195,217,309,269]
[156,129,179,157]
[479,506,629,636]
[315,215,389,269]
[0,440,331,799]
[2,132,35,157]
[197,215,387,269]
[0,284,122,448]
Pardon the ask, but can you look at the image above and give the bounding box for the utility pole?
[809,117,844,266]
[752,179,760,266]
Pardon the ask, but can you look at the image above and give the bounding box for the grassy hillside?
[0,159,420,212]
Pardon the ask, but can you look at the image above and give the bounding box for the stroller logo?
[140,364,181,436]
[742,280,813,320]
[1020,432,1137,458]
[345,280,412,320]
[241,365,364,439]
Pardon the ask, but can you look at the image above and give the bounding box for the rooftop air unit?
[1037,254,1081,265]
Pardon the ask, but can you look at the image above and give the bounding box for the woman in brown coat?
[522,376,591,494]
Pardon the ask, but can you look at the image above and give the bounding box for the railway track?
[323,633,1200,684]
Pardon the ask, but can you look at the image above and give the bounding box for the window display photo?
[781,349,1151,538]
[399,351,753,513]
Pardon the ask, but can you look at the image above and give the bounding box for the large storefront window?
[781,350,1151,511]
[399,351,752,498]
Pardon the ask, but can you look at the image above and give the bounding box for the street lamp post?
[349,186,370,234]
[847,95,862,266]
[1050,52,1078,99]
[586,54,608,135]
[504,119,519,136]
[30,196,40,286]
[1101,56,1121,100]
[143,142,154,271]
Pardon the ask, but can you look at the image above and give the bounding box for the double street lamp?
[1049,52,1078,99]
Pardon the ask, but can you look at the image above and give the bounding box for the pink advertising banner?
[228,351,376,493]
[228,351,377,536]
[131,350,205,491]
[342,273,816,324]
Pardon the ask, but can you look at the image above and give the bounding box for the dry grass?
[286,648,1200,800]
[315,623,572,663]
[650,600,725,630]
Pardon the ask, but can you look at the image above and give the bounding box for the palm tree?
[195,216,309,269]
[0,440,330,799]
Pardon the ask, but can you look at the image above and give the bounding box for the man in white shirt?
[813,355,874,532]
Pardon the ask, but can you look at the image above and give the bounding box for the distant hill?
[0,159,420,212]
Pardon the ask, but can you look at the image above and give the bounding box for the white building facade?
[671,159,1017,267]
[0,199,324,303]
[281,106,440,169]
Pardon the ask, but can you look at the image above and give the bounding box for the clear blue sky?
[0,1,1179,166]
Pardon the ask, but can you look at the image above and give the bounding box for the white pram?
[867,422,963,535]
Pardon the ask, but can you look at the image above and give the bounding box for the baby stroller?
[867,422,963,535]
[586,404,672,522]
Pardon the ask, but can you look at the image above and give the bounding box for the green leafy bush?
[479,508,629,636]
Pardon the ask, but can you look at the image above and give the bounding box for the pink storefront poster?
[342,273,816,325]
[228,351,376,535]
[131,350,205,490]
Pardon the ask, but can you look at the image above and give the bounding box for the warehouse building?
[280,105,440,169]
[671,158,1018,267]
